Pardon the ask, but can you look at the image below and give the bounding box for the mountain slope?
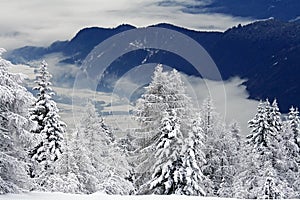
[5,19,300,112]
[201,0,300,21]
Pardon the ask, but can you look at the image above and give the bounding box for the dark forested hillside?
[5,19,300,112]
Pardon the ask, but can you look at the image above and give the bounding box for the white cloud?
[0,0,252,50]
[182,75,258,134]
[8,63,36,81]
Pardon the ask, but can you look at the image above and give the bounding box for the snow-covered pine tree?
[269,99,283,137]
[76,102,133,194]
[280,106,300,198]
[181,117,206,196]
[29,61,65,174]
[200,97,235,196]
[188,115,206,171]
[148,109,185,194]
[288,106,300,150]
[168,68,190,119]
[134,66,190,144]
[134,64,169,136]
[34,131,83,193]
[234,99,290,199]
[148,109,206,196]
[0,48,35,193]
[260,167,282,200]
[135,65,206,195]
[200,97,214,141]
[234,100,269,198]
[134,65,189,192]
[217,121,242,198]
[247,100,274,148]
[133,65,170,190]
[229,121,242,152]
[69,128,95,194]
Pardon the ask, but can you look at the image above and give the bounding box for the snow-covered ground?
[0,192,229,200]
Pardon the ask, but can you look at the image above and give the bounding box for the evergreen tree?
[148,109,185,194]
[200,97,214,141]
[269,99,283,136]
[133,65,171,190]
[134,64,170,135]
[217,121,242,198]
[34,132,83,193]
[229,121,242,151]
[134,65,187,192]
[147,111,206,195]
[247,100,280,148]
[200,97,235,196]
[181,117,206,196]
[280,106,300,197]
[0,48,35,193]
[69,128,95,194]
[234,99,290,199]
[288,106,300,150]
[76,102,133,194]
[29,61,65,174]
[261,168,282,200]
[134,65,206,195]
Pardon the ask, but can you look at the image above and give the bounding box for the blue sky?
[0,0,252,50]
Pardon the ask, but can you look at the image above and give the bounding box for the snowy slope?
[0,192,229,200]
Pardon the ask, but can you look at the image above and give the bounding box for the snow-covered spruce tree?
[133,65,180,190]
[216,121,242,198]
[229,121,242,152]
[35,130,83,193]
[169,69,206,196]
[280,106,300,197]
[134,65,206,195]
[76,102,133,194]
[148,110,205,195]
[29,61,65,177]
[148,109,185,194]
[66,129,95,194]
[133,65,170,190]
[181,116,206,196]
[234,99,291,199]
[0,48,35,193]
[134,66,190,143]
[288,106,300,150]
[260,166,283,199]
[200,97,216,141]
[200,97,238,196]
[269,99,283,136]
[134,64,169,135]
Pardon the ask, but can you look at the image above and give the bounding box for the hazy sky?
[0,0,252,50]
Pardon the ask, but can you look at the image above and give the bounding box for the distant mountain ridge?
[5,19,300,112]
[6,24,136,64]
[186,0,300,21]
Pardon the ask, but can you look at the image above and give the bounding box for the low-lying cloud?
[182,75,258,135]
[0,0,252,50]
